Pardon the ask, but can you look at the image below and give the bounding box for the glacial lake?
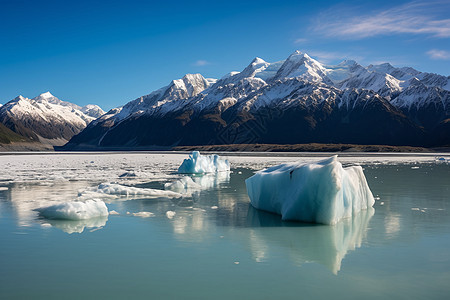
[0,152,449,299]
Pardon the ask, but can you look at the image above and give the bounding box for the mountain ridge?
[0,92,105,146]
[63,50,449,149]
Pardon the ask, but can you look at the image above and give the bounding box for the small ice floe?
[132,211,154,218]
[177,151,230,174]
[211,206,218,210]
[109,210,120,215]
[83,183,182,199]
[36,200,108,220]
[234,261,240,265]
[166,211,176,219]
[0,187,8,191]
[435,156,448,164]
[118,171,137,178]
[245,156,374,225]
[411,207,420,211]
[411,166,420,169]
[374,197,381,200]
[380,202,385,205]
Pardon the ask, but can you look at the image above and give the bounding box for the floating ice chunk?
[132,211,154,218]
[84,183,182,199]
[109,210,120,215]
[178,151,230,174]
[0,187,8,191]
[164,176,202,193]
[118,171,137,178]
[166,211,176,219]
[36,200,108,220]
[245,156,375,225]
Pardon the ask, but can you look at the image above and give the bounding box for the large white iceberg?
[177,151,230,174]
[245,156,374,225]
[36,200,109,220]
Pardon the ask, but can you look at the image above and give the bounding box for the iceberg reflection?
[165,172,230,194]
[246,207,375,274]
[41,217,108,234]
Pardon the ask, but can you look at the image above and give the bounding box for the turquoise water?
[0,154,449,299]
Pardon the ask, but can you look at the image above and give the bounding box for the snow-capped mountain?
[0,92,105,146]
[64,51,449,149]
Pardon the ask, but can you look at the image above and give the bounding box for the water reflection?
[167,168,375,274]
[41,217,108,234]
[165,172,230,194]
[245,207,374,274]
[2,181,92,227]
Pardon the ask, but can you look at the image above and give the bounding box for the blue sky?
[1,0,449,110]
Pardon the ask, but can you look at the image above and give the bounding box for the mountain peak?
[38,91,54,99]
[338,60,357,66]
[251,57,266,64]
[13,95,28,102]
[273,50,330,83]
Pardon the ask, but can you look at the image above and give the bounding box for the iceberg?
[245,156,374,225]
[36,200,109,220]
[177,151,230,174]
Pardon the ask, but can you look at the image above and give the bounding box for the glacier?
[36,200,109,220]
[177,151,230,174]
[245,156,374,225]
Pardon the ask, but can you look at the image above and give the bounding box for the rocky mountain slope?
[62,51,449,149]
[0,92,104,146]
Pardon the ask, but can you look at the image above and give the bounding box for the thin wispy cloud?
[192,60,210,66]
[313,1,450,39]
[427,49,450,60]
[293,38,308,44]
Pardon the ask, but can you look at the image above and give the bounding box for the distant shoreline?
[172,143,449,153]
[1,142,449,153]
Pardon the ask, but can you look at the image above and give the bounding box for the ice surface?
[177,151,230,174]
[245,156,375,225]
[166,211,176,219]
[132,211,154,218]
[36,200,109,220]
[83,183,182,199]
